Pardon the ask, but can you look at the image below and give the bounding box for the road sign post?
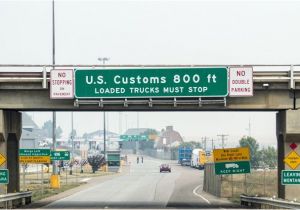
[75,68,228,98]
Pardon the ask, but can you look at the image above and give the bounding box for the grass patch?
[31,183,81,202]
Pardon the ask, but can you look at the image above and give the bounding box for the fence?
[203,163,278,200]
[203,163,222,197]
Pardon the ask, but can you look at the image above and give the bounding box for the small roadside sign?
[281,170,300,185]
[215,161,250,175]
[51,151,70,161]
[0,169,9,184]
[19,149,51,164]
[284,151,300,170]
[229,67,253,97]
[0,154,6,166]
[50,69,74,99]
[213,147,250,163]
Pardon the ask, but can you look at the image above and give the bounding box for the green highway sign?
[51,151,70,161]
[74,68,228,98]
[19,149,51,164]
[19,149,50,156]
[120,135,148,141]
[215,161,250,175]
[0,169,9,184]
[281,170,300,185]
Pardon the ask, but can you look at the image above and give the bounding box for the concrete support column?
[0,110,21,193]
[277,110,300,200]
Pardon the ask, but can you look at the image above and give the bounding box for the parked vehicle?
[178,147,192,166]
[191,148,206,169]
[160,164,171,173]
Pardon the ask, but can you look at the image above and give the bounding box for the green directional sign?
[74,68,228,98]
[19,149,50,156]
[120,135,148,141]
[51,151,70,161]
[0,169,9,184]
[281,170,300,185]
[215,161,251,175]
[19,149,51,164]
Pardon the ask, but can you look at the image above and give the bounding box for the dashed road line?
[192,184,211,204]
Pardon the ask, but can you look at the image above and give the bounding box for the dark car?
[160,164,171,173]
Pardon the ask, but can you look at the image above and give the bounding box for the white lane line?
[192,184,211,204]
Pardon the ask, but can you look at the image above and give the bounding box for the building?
[155,126,183,149]
[20,113,44,149]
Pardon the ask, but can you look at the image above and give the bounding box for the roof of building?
[86,130,118,137]
[21,129,38,140]
[124,128,153,135]
[22,113,39,129]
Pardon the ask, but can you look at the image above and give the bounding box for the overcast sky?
[1,0,299,148]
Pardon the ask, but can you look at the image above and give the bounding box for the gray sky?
[1,0,298,148]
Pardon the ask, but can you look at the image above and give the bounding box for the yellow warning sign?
[213,147,250,163]
[0,154,6,166]
[284,151,300,170]
[19,156,50,164]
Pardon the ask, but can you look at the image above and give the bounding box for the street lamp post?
[70,112,74,175]
[97,57,110,161]
[52,0,57,176]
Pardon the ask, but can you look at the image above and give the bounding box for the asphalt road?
[42,155,239,209]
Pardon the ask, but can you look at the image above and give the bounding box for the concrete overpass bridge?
[0,64,300,202]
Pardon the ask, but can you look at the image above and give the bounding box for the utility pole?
[70,112,74,175]
[211,138,214,150]
[136,112,139,155]
[217,134,229,148]
[202,136,209,151]
[103,112,106,158]
[248,119,251,137]
[52,0,57,175]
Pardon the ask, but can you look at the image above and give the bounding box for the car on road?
[160,164,171,173]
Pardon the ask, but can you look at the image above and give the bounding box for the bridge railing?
[1,64,300,83]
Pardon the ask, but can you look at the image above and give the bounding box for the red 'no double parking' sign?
[229,67,253,97]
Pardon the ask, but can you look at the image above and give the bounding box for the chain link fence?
[204,163,277,200]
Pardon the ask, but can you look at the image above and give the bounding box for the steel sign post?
[74,68,228,98]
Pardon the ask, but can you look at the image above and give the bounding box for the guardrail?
[240,194,300,209]
[0,191,32,208]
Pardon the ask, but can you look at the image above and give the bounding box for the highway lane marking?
[192,184,211,205]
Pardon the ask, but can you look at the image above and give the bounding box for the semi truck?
[178,147,192,166]
[190,148,206,169]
